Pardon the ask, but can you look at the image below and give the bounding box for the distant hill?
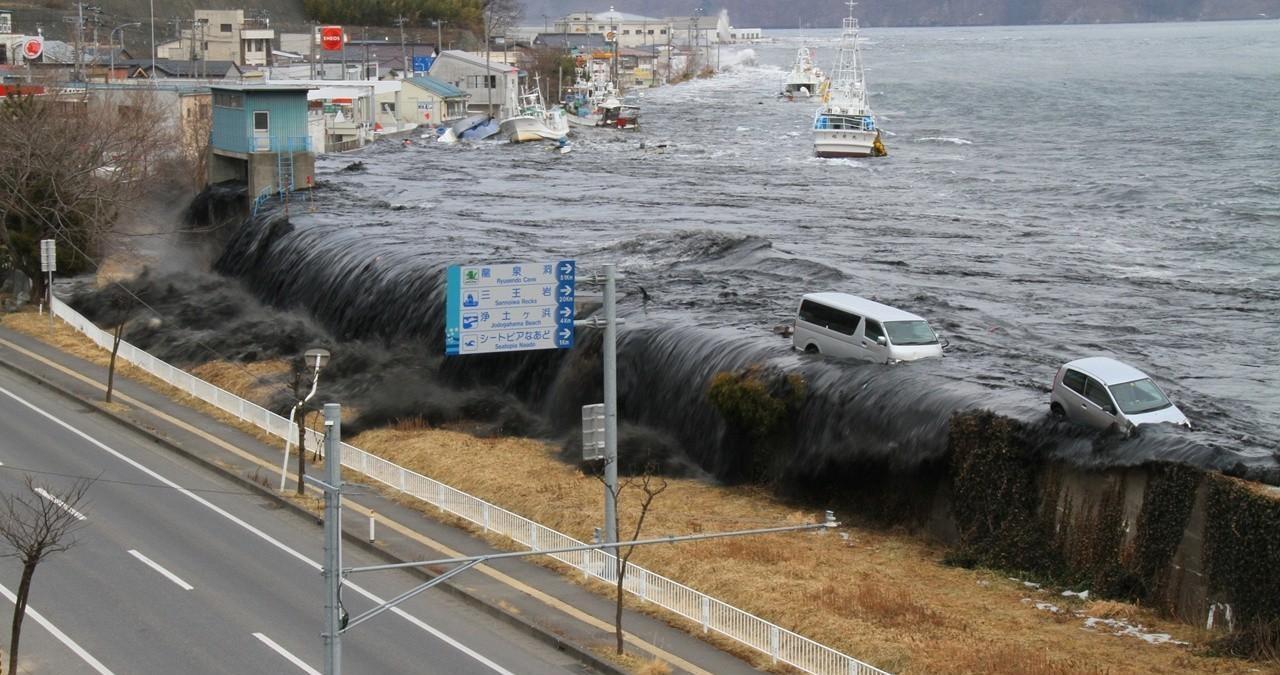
[519,0,1280,28]
[5,0,308,42]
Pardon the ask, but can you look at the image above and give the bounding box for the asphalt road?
[0,366,594,675]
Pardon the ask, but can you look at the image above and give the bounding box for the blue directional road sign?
[445,261,576,356]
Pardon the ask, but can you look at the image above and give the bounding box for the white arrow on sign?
[559,306,573,318]
[560,263,573,274]
[559,328,572,340]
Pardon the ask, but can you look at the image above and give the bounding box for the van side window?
[864,320,885,343]
[799,301,860,336]
[1062,369,1086,394]
[1083,377,1114,411]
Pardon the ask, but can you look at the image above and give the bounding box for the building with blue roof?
[400,75,470,126]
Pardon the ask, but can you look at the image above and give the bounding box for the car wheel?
[1050,403,1065,419]
[804,344,820,354]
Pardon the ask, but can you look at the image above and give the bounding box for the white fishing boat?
[598,94,640,129]
[783,47,824,97]
[499,79,571,143]
[813,3,885,158]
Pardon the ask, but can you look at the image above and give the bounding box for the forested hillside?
[522,0,1280,27]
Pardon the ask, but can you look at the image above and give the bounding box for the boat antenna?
[847,0,858,19]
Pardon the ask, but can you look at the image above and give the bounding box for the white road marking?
[0,580,115,675]
[252,632,321,675]
[127,549,194,591]
[34,486,87,521]
[0,384,515,675]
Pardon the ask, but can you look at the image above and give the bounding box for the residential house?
[428,50,518,117]
[399,76,468,127]
[157,11,277,67]
[130,59,241,80]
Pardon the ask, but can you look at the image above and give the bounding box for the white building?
[665,10,732,45]
[554,9,672,48]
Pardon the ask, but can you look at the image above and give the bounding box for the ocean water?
[279,20,1278,471]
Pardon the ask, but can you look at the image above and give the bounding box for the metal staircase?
[252,136,313,217]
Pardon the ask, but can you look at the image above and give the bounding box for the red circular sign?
[320,26,344,52]
[23,37,43,60]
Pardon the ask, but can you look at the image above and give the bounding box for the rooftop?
[210,82,315,92]
[802,293,929,322]
[406,75,466,99]
[1064,357,1152,384]
[435,50,517,72]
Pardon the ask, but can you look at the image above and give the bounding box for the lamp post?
[279,348,331,494]
[108,22,139,83]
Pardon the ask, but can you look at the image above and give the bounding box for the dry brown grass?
[5,308,1267,675]
[345,426,1255,675]
[634,657,673,675]
[191,360,290,401]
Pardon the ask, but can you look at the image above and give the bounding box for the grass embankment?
[1,309,1264,675]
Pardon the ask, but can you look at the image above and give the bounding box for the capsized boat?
[499,80,571,143]
[783,47,824,97]
[813,3,885,158]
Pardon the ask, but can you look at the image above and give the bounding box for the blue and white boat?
[813,3,882,158]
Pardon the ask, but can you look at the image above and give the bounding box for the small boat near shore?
[499,82,570,143]
[783,47,824,98]
[598,95,640,129]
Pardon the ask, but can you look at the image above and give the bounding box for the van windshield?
[884,321,938,346]
[1108,379,1172,415]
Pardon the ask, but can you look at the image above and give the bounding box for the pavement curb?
[0,352,628,675]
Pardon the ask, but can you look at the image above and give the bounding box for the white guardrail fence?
[51,296,888,675]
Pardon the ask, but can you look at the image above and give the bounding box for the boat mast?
[828,1,866,110]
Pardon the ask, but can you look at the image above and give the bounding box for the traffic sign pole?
[602,263,618,547]
[39,239,55,332]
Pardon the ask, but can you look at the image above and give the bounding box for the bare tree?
[0,476,92,675]
[595,463,669,655]
[99,286,136,404]
[0,86,173,305]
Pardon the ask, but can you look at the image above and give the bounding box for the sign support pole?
[602,263,618,547]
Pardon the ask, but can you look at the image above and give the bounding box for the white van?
[792,293,944,363]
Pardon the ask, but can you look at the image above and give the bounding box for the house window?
[380,102,396,113]
[213,91,243,108]
[648,29,655,34]
[221,23,232,32]
[622,29,630,35]
[253,110,269,131]
[660,29,667,35]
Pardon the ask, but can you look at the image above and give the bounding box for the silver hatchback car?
[1050,357,1190,433]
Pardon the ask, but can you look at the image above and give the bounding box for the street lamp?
[108,22,140,83]
[279,347,331,494]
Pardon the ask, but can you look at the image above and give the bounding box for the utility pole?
[149,0,155,77]
[601,263,619,545]
[316,403,343,675]
[484,6,492,115]
[394,15,408,76]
